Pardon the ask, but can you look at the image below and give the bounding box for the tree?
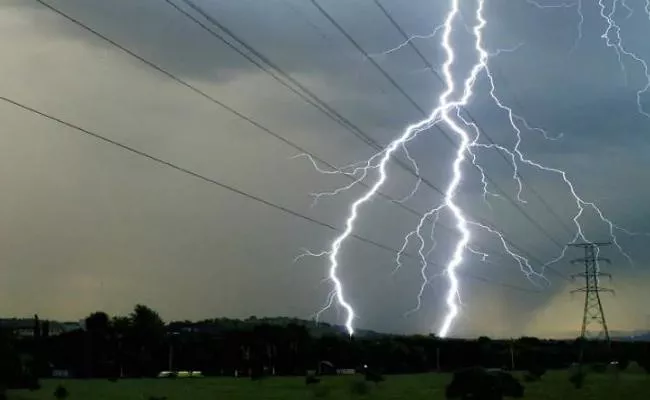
[0,329,23,388]
[477,336,494,368]
[83,312,113,378]
[129,305,166,377]
[130,305,165,344]
[85,312,110,334]
[31,314,49,379]
[33,315,41,341]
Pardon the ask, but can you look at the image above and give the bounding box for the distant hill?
[611,330,650,341]
[168,316,387,338]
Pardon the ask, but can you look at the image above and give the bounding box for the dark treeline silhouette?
[1,304,650,386]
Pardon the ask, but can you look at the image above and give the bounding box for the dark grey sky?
[1,0,649,338]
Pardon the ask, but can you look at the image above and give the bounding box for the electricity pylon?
[569,242,614,343]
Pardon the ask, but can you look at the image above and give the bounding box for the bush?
[349,380,370,396]
[54,384,69,400]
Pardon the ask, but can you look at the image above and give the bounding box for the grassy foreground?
[7,370,650,400]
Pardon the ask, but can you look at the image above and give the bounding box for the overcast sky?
[1,0,649,338]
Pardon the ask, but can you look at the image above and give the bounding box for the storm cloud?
[0,0,648,337]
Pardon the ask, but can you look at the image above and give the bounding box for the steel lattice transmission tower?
[569,242,614,342]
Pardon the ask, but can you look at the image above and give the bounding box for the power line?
[167,0,448,197]
[0,95,540,295]
[308,0,430,119]
[309,0,567,251]
[366,2,575,281]
[33,0,567,282]
[32,0,444,246]
[367,0,574,280]
[35,0,437,223]
[371,0,575,237]
[162,0,374,148]
[33,0,546,272]
[165,0,569,281]
[30,0,432,236]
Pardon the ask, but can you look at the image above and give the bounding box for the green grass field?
[7,370,650,400]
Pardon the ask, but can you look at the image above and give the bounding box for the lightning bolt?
[302,0,641,338]
[478,54,636,273]
[306,0,540,337]
[525,0,583,52]
[369,23,445,59]
[303,0,474,336]
[293,248,331,264]
[621,0,633,19]
[309,0,526,337]
[596,0,650,117]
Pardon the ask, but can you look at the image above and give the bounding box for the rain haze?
[1,0,649,339]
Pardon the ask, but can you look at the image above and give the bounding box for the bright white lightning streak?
[394,207,440,276]
[467,246,490,263]
[309,0,551,337]
[598,0,650,117]
[291,153,373,177]
[574,0,584,52]
[370,23,446,58]
[311,0,483,337]
[396,143,423,203]
[460,112,503,204]
[405,204,446,318]
[316,117,440,335]
[479,51,636,270]
[313,290,337,321]
[425,210,442,257]
[434,0,635,332]
[525,0,583,52]
[516,1,641,268]
[293,248,331,264]
[307,0,642,338]
[525,0,576,8]
[431,0,490,338]
[621,0,633,19]
[295,151,385,207]
[396,0,515,335]
[467,220,548,287]
[292,122,440,208]
[600,0,628,82]
[488,42,525,58]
